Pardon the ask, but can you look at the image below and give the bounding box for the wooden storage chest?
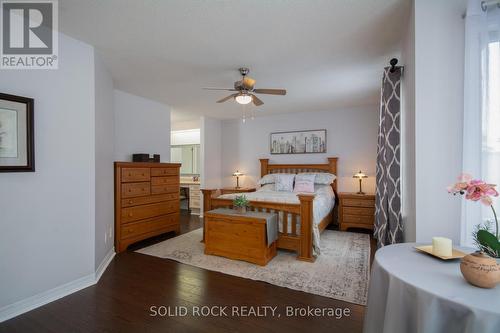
[204,209,277,266]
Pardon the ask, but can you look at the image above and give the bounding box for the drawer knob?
[129,213,133,217]
[128,189,132,192]
[128,200,133,204]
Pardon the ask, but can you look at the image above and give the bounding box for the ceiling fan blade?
[203,88,238,91]
[216,93,239,103]
[253,89,287,95]
[242,77,256,90]
[251,94,264,106]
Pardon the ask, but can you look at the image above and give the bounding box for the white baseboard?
[0,248,116,323]
[95,248,115,282]
[0,273,95,323]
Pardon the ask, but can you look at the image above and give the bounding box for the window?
[484,40,500,153]
[170,144,200,175]
[462,6,500,246]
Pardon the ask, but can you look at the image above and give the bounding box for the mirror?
[171,144,200,175]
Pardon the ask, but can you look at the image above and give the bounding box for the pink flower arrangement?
[448,174,499,251]
[447,173,499,206]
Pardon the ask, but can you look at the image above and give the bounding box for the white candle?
[432,237,452,257]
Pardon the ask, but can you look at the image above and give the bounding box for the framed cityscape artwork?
[270,129,326,154]
[0,93,35,172]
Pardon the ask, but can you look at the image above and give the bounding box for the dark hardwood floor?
[0,211,375,333]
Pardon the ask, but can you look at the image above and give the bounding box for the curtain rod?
[482,0,500,11]
[462,0,499,19]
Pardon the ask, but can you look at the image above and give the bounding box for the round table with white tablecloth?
[363,243,500,333]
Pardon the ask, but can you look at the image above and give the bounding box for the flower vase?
[235,206,247,214]
[460,251,500,288]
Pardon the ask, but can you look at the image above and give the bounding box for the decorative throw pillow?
[294,174,315,193]
[274,174,295,192]
[258,174,276,185]
[298,172,336,185]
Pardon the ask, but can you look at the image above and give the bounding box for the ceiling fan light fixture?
[205,68,286,106]
[235,94,252,105]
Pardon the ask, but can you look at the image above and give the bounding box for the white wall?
[0,35,175,322]
[413,0,467,243]
[401,0,416,242]
[201,117,222,190]
[220,107,378,192]
[94,52,115,270]
[171,117,201,131]
[114,90,171,162]
[0,34,96,309]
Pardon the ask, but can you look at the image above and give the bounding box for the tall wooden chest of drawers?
[115,162,181,252]
[338,193,375,232]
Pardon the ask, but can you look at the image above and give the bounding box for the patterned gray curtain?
[374,67,403,248]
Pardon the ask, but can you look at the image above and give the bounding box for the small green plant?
[233,195,249,208]
[472,221,499,258]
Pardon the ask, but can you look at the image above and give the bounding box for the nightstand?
[220,187,256,195]
[338,192,375,231]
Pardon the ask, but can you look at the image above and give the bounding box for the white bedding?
[218,185,335,254]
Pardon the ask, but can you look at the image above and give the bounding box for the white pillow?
[258,173,297,185]
[298,172,336,185]
[275,174,295,192]
[294,174,315,193]
[258,174,275,185]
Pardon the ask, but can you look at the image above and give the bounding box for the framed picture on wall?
[270,129,326,154]
[0,93,35,172]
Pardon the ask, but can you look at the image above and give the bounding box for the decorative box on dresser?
[115,162,181,253]
[338,193,375,232]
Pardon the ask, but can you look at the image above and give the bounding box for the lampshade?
[233,170,244,177]
[235,94,252,105]
[353,170,368,179]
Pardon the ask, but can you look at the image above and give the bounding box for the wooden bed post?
[202,189,215,213]
[201,189,216,243]
[327,157,339,227]
[260,159,269,177]
[297,194,315,262]
[327,157,338,193]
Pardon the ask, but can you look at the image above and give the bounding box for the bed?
[202,157,338,262]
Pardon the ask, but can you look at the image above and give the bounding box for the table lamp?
[232,170,244,189]
[353,170,368,195]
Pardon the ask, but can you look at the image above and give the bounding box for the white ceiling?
[59,0,410,122]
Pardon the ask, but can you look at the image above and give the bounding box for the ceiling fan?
[203,67,286,106]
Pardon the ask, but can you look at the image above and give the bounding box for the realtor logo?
[1,0,58,69]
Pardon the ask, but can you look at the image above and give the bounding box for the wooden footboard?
[202,189,316,262]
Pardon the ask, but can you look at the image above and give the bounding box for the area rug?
[136,228,370,305]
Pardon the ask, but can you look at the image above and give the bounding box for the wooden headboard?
[259,157,338,192]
